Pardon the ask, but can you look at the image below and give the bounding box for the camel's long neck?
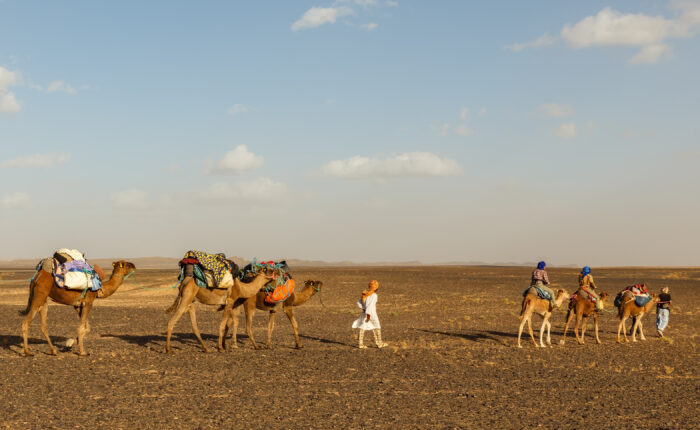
[99,271,128,298]
[553,293,568,308]
[235,274,271,298]
[290,285,317,306]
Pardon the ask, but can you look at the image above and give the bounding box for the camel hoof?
[253,345,262,350]
[596,340,602,344]
[559,340,565,345]
[632,339,637,343]
[49,348,58,356]
[517,344,522,348]
[78,352,88,357]
[23,350,34,357]
[295,344,303,349]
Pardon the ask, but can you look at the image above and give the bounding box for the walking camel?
[616,291,659,343]
[20,260,135,356]
[517,287,570,348]
[560,290,609,345]
[223,279,323,350]
[165,268,276,353]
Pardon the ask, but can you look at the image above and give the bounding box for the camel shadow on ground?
[416,328,503,343]
[100,332,248,352]
[0,334,73,354]
[299,334,350,347]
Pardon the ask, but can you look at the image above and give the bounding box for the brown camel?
[165,269,276,353]
[560,290,609,345]
[20,260,135,356]
[223,279,323,350]
[517,287,570,348]
[616,292,659,343]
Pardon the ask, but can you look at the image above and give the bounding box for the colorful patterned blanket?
[182,250,235,287]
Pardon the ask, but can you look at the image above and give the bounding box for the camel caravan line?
[517,263,660,349]
[18,251,661,356]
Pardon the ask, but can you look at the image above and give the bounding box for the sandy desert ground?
[0,265,698,429]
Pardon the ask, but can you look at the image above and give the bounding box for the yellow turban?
[361,280,379,303]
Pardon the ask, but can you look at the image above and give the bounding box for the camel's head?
[600,292,609,302]
[651,293,660,303]
[304,279,323,293]
[112,260,136,275]
[554,289,569,301]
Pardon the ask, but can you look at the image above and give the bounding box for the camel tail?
[19,261,43,315]
[518,297,530,321]
[18,287,33,316]
[165,295,181,314]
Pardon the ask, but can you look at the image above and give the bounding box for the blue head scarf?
[581,266,591,276]
[537,261,546,270]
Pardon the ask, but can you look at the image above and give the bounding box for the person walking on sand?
[531,261,556,308]
[656,286,672,337]
[352,280,387,349]
[579,266,603,311]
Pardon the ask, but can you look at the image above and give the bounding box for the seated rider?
[531,261,556,307]
[579,266,603,310]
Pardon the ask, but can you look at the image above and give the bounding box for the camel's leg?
[526,314,538,348]
[559,310,574,345]
[516,311,530,348]
[574,313,583,344]
[39,303,57,355]
[580,316,588,344]
[545,318,552,346]
[218,293,240,352]
[631,316,641,342]
[538,315,548,348]
[284,306,302,349]
[165,283,197,353]
[187,305,208,353]
[245,304,261,350]
[617,319,623,343]
[266,311,276,349]
[638,316,646,341]
[76,302,93,356]
[226,307,240,349]
[594,313,601,344]
[621,316,630,343]
[21,284,50,357]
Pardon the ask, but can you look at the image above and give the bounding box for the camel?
[20,260,135,356]
[616,292,659,343]
[165,268,276,353]
[560,290,609,345]
[223,279,323,350]
[517,287,570,348]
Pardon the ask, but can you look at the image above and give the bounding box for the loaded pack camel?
[560,290,608,345]
[517,287,570,348]
[222,279,323,350]
[165,268,276,353]
[616,291,659,343]
[20,260,135,356]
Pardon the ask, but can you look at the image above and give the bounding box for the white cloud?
[0,152,71,168]
[555,123,577,139]
[454,125,473,136]
[539,103,575,118]
[227,104,249,116]
[205,145,264,175]
[507,3,700,63]
[361,22,379,31]
[458,107,469,121]
[436,123,450,136]
[112,189,148,209]
[291,6,354,31]
[1,192,31,209]
[478,107,487,116]
[629,43,673,63]
[0,66,22,114]
[46,80,77,94]
[322,152,463,179]
[504,33,556,52]
[201,178,288,202]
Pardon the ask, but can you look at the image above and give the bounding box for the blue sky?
[1,0,698,266]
